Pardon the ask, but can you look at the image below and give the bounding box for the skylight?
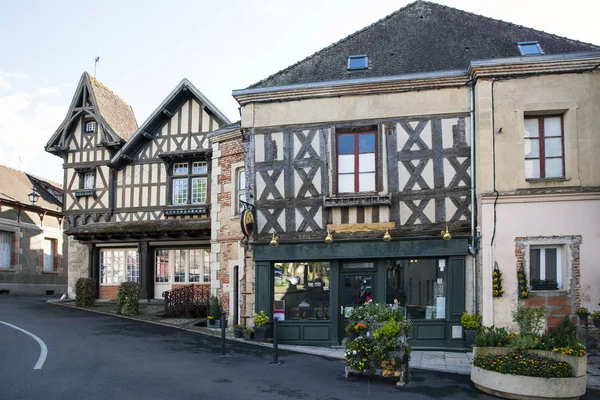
[517,41,544,56]
[347,55,369,70]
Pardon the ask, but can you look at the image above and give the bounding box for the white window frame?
[529,246,562,289]
[155,248,210,284]
[0,231,12,269]
[43,238,56,272]
[100,249,139,285]
[236,168,246,215]
[83,171,95,189]
[85,121,96,133]
[170,161,208,205]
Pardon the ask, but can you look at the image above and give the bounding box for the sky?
[0,0,598,185]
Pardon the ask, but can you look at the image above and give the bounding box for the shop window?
[155,248,210,283]
[43,238,57,272]
[524,115,564,179]
[100,249,139,284]
[0,231,12,268]
[336,131,376,193]
[171,161,208,205]
[385,259,446,320]
[273,262,330,321]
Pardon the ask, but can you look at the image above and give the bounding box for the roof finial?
[94,56,100,77]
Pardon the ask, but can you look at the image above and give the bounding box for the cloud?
[0,77,67,183]
[0,70,28,90]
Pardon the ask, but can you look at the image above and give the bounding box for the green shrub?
[473,351,572,378]
[513,305,546,336]
[535,316,586,356]
[116,282,140,316]
[507,333,537,350]
[475,326,510,347]
[253,310,269,327]
[75,277,96,307]
[209,295,222,319]
[461,312,482,331]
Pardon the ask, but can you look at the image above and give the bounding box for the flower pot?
[593,319,600,329]
[577,314,589,325]
[465,329,478,348]
[243,332,252,340]
[233,328,243,338]
[254,326,267,341]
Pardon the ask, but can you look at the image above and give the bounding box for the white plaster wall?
[480,194,600,328]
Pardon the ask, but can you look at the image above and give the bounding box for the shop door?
[339,272,374,341]
[154,249,170,299]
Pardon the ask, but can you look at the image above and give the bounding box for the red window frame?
[335,131,378,193]
[524,115,565,179]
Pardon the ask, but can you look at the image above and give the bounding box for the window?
[518,41,543,56]
[337,131,376,193]
[530,246,561,289]
[0,231,12,268]
[524,115,564,179]
[83,171,95,189]
[85,121,96,133]
[155,248,210,283]
[347,55,368,70]
[236,168,246,215]
[273,262,330,320]
[43,238,56,272]
[100,249,139,284]
[171,161,208,205]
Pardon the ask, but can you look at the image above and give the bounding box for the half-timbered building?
[0,165,66,295]
[233,1,600,347]
[46,73,230,301]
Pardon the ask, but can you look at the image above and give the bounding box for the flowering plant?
[474,352,572,378]
[591,311,600,320]
[207,315,214,320]
[517,265,529,299]
[575,307,590,316]
[253,310,269,327]
[492,266,504,297]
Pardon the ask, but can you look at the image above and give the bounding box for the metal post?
[403,352,410,385]
[585,319,590,353]
[270,317,282,365]
[220,311,226,356]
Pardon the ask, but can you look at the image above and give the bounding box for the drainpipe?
[469,79,477,314]
[489,79,499,326]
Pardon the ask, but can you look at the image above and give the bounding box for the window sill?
[164,205,210,216]
[324,194,390,208]
[0,268,17,273]
[42,270,60,275]
[525,178,569,183]
[75,189,96,197]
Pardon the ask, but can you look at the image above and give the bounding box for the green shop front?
[253,238,469,349]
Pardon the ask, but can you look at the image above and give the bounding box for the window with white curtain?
[0,231,11,268]
[337,131,377,193]
[100,249,139,284]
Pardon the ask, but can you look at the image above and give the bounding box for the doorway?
[339,270,374,341]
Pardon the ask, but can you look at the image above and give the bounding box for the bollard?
[270,317,282,365]
[220,311,226,356]
[403,352,410,385]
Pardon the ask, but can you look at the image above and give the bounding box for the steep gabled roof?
[249,1,600,89]
[110,79,231,169]
[88,74,138,141]
[0,164,62,212]
[46,72,137,153]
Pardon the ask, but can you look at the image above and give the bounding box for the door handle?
[341,306,344,314]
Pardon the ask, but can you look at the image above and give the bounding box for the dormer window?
[347,55,369,70]
[85,121,96,133]
[517,41,543,56]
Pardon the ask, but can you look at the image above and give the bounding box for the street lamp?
[28,186,40,204]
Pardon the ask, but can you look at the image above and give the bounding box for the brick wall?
[99,285,119,299]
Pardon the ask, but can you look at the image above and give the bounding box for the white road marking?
[0,321,48,370]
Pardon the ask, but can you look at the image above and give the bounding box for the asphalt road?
[0,296,597,400]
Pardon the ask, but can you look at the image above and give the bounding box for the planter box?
[345,366,407,387]
[471,347,587,399]
[531,283,558,291]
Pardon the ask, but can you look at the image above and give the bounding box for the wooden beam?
[327,222,395,233]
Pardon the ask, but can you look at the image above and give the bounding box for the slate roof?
[249,1,600,89]
[0,164,62,212]
[88,73,138,141]
[65,218,210,236]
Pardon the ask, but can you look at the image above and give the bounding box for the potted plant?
[243,329,253,340]
[591,311,600,329]
[575,307,590,325]
[233,324,243,338]
[209,295,223,328]
[253,310,269,341]
[461,312,482,348]
[530,279,558,291]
